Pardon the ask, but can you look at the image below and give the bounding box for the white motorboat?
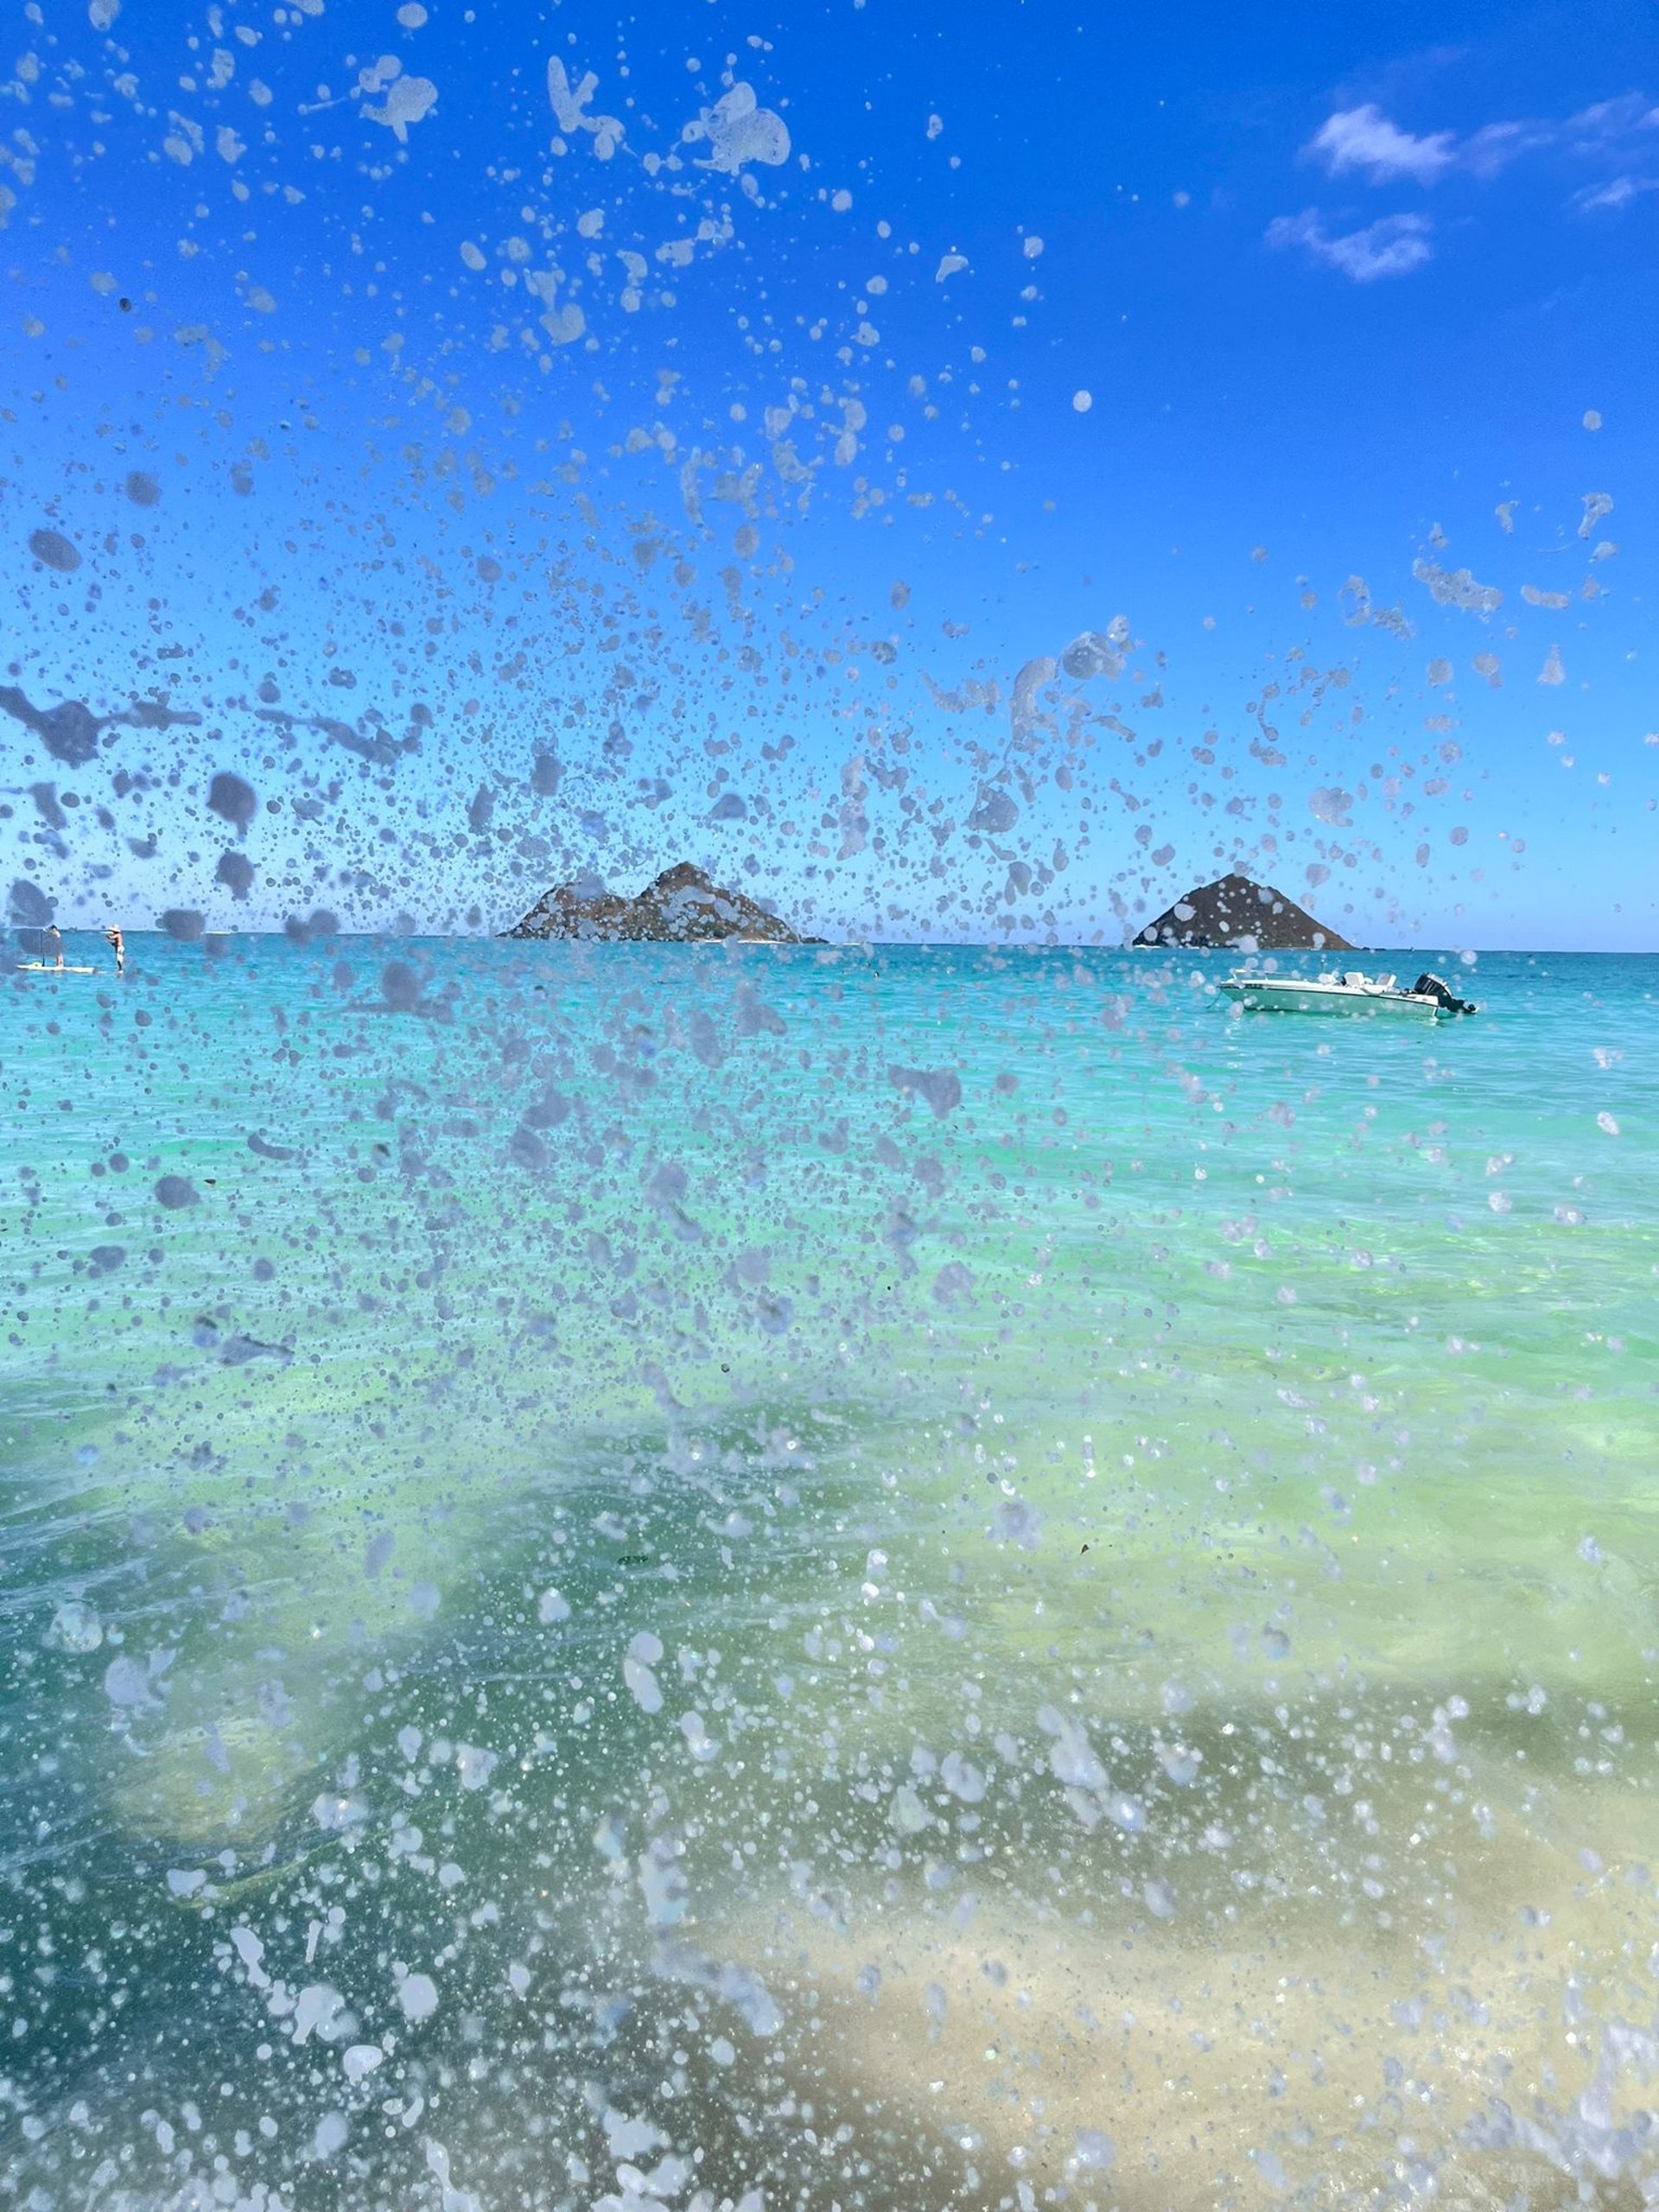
[1222,969,1478,1019]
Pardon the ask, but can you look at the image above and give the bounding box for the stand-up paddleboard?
[14,962,100,974]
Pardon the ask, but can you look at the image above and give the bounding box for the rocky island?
[505,861,811,944]
[1134,873,1354,952]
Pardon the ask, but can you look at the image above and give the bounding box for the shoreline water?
[3,940,1655,2208]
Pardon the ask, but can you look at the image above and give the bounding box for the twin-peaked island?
[506,864,1351,952]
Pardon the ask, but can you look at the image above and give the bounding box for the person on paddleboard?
[44,925,64,971]
[105,923,125,976]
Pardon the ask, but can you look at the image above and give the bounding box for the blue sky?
[2,0,1655,945]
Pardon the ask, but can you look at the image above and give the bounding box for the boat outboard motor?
[1412,971,1478,1015]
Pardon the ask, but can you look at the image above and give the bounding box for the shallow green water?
[2,938,1656,2210]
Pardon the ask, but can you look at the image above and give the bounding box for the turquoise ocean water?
[2,936,1656,2210]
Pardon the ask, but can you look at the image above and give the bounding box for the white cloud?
[1266,207,1433,282]
[1567,93,1659,148]
[1460,118,1554,177]
[1305,88,1659,200]
[1562,94,1659,209]
[1307,104,1456,183]
[1573,173,1659,211]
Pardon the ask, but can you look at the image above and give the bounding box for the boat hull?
[1223,983,1439,1018]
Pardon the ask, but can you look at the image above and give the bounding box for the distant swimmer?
[44,924,64,971]
[105,923,125,976]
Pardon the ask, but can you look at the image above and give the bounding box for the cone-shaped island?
[1134,873,1354,952]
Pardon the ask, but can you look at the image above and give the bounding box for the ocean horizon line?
[10,925,1655,957]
